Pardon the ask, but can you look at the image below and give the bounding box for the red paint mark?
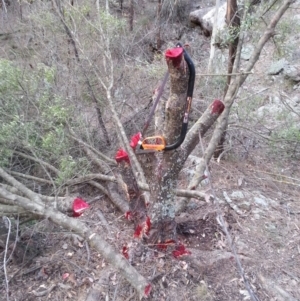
[145,216,151,235]
[211,99,225,115]
[125,211,132,220]
[62,273,69,280]
[72,198,90,217]
[172,243,191,258]
[165,47,183,67]
[133,216,151,238]
[144,284,152,297]
[130,132,141,149]
[134,224,143,238]
[115,148,130,163]
[122,245,129,259]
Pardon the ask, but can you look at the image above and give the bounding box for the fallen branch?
[83,147,130,213]
[0,186,151,298]
[5,169,52,185]
[68,130,115,165]
[0,203,27,215]
[88,180,129,213]
[13,150,60,175]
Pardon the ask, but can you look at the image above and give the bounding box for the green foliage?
[273,18,300,58]
[275,126,300,141]
[269,125,300,158]
[0,58,72,167]
[56,156,77,185]
[0,59,20,93]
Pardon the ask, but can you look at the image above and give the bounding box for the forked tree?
[0,0,295,298]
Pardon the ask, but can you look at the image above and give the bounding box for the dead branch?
[83,146,129,213]
[0,203,27,215]
[68,129,115,165]
[88,180,109,195]
[0,167,44,205]
[3,216,11,301]
[0,186,150,298]
[5,169,52,185]
[88,180,129,213]
[13,150,60,175]
[0,183,73,214]
[66,174,118,186]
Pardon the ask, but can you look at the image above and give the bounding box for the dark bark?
[157,0,162,50]
[129,0,134,31]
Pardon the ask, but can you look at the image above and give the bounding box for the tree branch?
[5,169,52,185]
[0,167,44,205]
[0,187,150,298]
[13,150,60,175]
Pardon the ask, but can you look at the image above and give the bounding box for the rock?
[267,58,288,75]
[189,7,213,36]
[283,65,300,82]
[256,104,283,120]
[230,190,245,199]
[189,2,226,37]
[254,196,268,207]
[239,201,251,211]
[241,44,254,60]
[293,95,300,104]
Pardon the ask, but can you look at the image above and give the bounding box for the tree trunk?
[156,0,162,50]
[214,0,240,158]
[207,0,221,72]
[129,0,134,31]
[145,48,189,244]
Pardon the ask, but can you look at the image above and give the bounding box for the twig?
[249,169,300,183]
[223,191,245,215]
[85,240,91,267]
[89,180,129,213]
[1,0,7,14]
[5,169,52,185]
[0,215,19,269]
[68,130,115,165]
[13,150,60,175]
[3,216,11,301]
[230,124,300,143]
[197,72,254,76]
[113,281,120,301]
[96,210,111,232]
[239,88,269,101]
[66,174,116,185]
[31,284,56,297]
[279,92,300,118]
